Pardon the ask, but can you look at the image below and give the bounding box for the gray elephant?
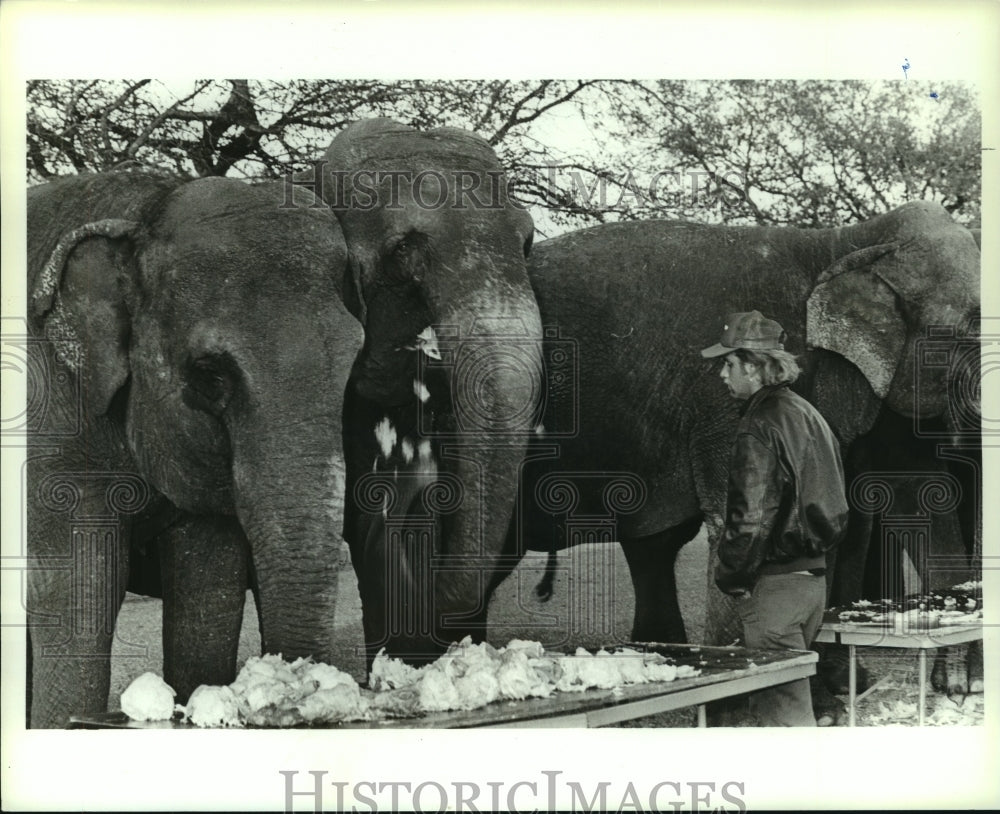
[297,119,543,666]
[492,202,979,681]
[26,169,363,727]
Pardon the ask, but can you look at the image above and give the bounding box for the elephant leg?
[968,639,984,693]
[815,641,870,696]
[534,550,558,602]
[931,650,947,693]
[159,515,250,703]
[931,644,976,698]
[27,482,132,728]
[829,469,877,606]
[620,518,701,644]
[486,513,535,606]
[942,645,969,699]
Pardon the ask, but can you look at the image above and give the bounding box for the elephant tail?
[534,550,558,602]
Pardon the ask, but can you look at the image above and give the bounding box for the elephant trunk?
[232,430,345,662]
[430,291,543,632]
[363,289,543,661]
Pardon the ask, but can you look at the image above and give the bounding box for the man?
[701,310,849,726]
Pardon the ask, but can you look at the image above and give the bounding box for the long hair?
[734,347,801,386]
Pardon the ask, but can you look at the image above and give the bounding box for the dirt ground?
[110,529,984,727]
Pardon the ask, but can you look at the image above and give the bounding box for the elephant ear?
[31,219,138,415]
[342,250,369,326]
[513,204,535,258]
[806,242,907,400]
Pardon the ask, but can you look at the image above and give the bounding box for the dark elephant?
[299,119,543,665]
[493,202,979,670]
[836,405,982,700]
[25,170,363,727]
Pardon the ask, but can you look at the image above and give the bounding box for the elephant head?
[28,170,363,707]
[806,201,980,428]
[306,118,543,663]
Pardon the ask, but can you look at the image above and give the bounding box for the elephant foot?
[943,680,968,707]
[931,654,947,693]
[933,645,970,698]
[968,639,984,694]
[534,551,557,601]
[817,646,869,696]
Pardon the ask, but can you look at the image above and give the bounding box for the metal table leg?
[918,649,927,726]
[848,644,857,727]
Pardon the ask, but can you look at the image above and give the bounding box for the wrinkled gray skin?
[26,171,362,727]
[303,119,542,666]
[492,202,980,716]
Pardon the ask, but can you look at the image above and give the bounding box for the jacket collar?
[739,382,790,416]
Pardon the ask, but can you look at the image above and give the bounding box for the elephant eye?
[183,355,235,416]
[385,230,431,284]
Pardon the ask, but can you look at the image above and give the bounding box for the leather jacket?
[715,383,849,594]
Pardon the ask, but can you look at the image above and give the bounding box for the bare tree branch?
[126,80,213,161]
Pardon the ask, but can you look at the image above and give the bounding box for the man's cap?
[700,310,787,358]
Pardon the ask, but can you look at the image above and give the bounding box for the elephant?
[814,222,983,703]
[25,169,363,727]
[837,404,982,700]
[296,118,543,666]
[485,201,980,710]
